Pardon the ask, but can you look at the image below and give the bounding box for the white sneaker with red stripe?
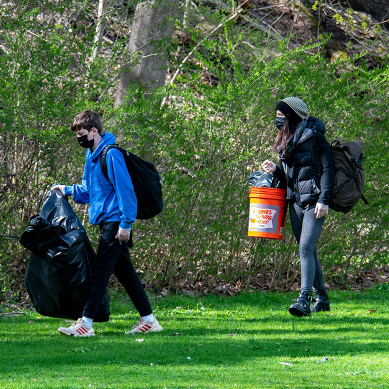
[125,317,163,334]
[58,318,95,337]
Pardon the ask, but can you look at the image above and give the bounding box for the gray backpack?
[310,137,368,213]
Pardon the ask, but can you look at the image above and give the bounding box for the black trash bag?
[19,216,67,253]
[247,171,287,189]
[20,189,110,322]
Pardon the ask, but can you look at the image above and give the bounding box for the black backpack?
[100,145,163,220]
[310,135,368,213]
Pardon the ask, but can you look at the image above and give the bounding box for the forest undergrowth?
[0,0,388,302]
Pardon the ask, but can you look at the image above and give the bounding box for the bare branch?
[89,0,106,66]
[0,233,21,240]
[167,0,250,88]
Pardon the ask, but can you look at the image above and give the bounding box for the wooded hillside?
[1,0,388,300]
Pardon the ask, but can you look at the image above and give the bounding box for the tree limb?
[0,233,20,239]
[89,0,106,66]
[167,0,250,88]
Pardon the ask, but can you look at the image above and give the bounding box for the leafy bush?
[115,35,389,292]
[0,1,388,298]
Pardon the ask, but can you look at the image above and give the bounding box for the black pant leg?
[82,221,152,319]
[82,222,122,319]
[113,248,152,317]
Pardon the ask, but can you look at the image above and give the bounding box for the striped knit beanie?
[275,97,308,125]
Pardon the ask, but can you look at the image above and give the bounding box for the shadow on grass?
[1,314,388,373]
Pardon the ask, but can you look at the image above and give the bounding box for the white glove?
[261,160,276,174]
[315,203,329,219]
[115,227,131,244]
[51,185,66,196]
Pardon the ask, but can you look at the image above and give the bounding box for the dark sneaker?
[311,291,330,313]
[289,292,311,317]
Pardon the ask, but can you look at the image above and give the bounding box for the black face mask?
[77,134,94,149]
[275,117,286,130]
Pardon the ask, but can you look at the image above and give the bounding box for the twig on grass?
[0,312,24,316]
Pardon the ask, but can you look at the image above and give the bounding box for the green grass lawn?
[1,289,388,389]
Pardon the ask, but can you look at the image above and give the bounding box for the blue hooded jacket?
[64,132,137,229]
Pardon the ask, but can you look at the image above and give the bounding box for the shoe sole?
[58,329,95,337]
[311,306,330,313]
[289,307,310,317]
[126,326,163,335]
[127,329,163,335]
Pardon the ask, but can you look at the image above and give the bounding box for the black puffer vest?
[280,117,326,206]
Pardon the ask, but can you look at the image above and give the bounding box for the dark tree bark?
[346,0,389,23]
[115,0,180,106]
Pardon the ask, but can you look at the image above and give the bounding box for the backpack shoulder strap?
[308,128,322,176]
[100,144,120,183]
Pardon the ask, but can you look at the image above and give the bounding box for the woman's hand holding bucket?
[261,160,276,174]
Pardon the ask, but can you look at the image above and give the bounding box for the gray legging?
[289,202,326,295]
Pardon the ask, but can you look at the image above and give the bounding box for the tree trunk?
[115,0,179,106]
[89,0,106,66]
[346,0,389,23]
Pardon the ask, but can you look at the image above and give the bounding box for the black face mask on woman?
[275,117,286,131]
[77,134,94,149]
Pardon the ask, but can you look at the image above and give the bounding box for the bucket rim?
[249,187,287,192]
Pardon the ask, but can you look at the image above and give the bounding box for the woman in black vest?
[262,97,335,316]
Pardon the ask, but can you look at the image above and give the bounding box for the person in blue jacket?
[261,97,334,317]
[52,110,162,336]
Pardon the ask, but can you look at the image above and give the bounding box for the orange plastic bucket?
[248,187,287,240]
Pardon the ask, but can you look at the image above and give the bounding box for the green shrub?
[0,1,388,298]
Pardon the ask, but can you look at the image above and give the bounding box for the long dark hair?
[272,118,297,158]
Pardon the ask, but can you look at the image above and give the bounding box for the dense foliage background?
[1,0,388,301]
